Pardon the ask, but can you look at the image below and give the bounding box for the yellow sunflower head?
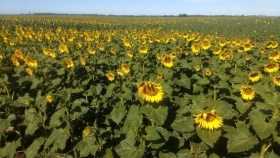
[116,68,124,76]
[205,69,211,76]
[268,50,280,61]
[14,49,24,59]
[157,73,163,79]
[46,94,53,103]
[24,55,38,67]
[106,72,115,81]
[0,53,3,59]
[201,39,211,50]
[248,71,262,82]
[194,110,223,131]
[259,47,265,54]
[273,76,280,86]
[127,50,133,58]
[237,46,245,53]
[240,85,255,100]
[59,44,69,53]
[156,53,162,60]
[121,64,130,74]
[11,55,20,66]
[191,43,200,54]
[64,58,74,68]
[137,81,164,103]
[139,45,148,54]
[82,128,90,136]
[242,38,250,44]
[195,65,200,72]
[218,39,227,47]
[212,46,221,55]
[264,62,279,73]
[161,55,174,68]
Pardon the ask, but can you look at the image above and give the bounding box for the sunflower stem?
[213,85,217,100]
[1,82,11,99]
[260,142,267,158]
[273,108,279,119]
[151,119,154,127]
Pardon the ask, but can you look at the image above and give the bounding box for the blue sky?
[0,0,279,16]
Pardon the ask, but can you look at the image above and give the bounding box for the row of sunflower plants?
[0,15,280,158]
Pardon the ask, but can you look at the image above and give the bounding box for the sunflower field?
[1,15,280,158]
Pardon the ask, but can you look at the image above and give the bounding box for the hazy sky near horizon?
[0,0,279,16]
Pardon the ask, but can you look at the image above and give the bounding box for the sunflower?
[64,58,74,68]
[139,45,148,54]
[243,44,252,52]
[245,55,251,61]
[259,47,265,54]
[273,76,280,86]
[25,68,33,76]
[242,38,250,44]
[191,43,200,54]
[14,49,24,59]
[240,85,255,100]
[127,50,133,58]
[116,69,124,76]
[218,39,227,47]
[46,94,53,103]
[237,46,245,53]
[82,128,90,136]
[268,50,280,61]
[48,49,56,58]
[77,41,83,48]
[271,41,278,48]
[106,72,115,81]
[11,55,20,66]
[80,57,86,66]
[0,53,3,59]
[121,64,130,74]
[137,81,164,103]
[157,73,163,79]
[185,51,189,56]
[59,44,69,53]
[219,49,234,62]
[87,47,96,55]
[161,55,174,68]
[205,69,211,76]
[156,53,162,60]
[97,42,105,51]
[201,39,211,50]
[24,56,38,67]
[212,46,221,55]
[264,62,279,73]
[248,71,262,82]
[194,110,223,131]
[195,65,200,72]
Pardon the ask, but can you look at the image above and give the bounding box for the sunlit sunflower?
[106,72,115,81]
[271,41,278,48]
[273,76,280,86]
[194,110,223,131]
[24,56,38,67]
[156,53,162,60]
[219,49,234,62]
[14,49,24,59]
[139,45,148,54]
[240,85,255,100]
[87,47,96,55]
[97,42,105,51]
[25,67,33,76]
[264,62,279,73]
[185,51,189,56]
[121,64,130,74]
[48,49,56,58]
[116,68,124,76]
[191,43,200,55]
[268,50,280,61]
[212,46,221,55]
[82,128,90,136]
[169,52,177,59]
[195,65,200,72]
[259,47,265,54]
[137,81,164,103]
[59,44,69,53]
[161,55,174,68]
[218,39,227,47]
[0,53,3,59]
[248,71,262,82]
[205,69,211,76]
[243,44,252,52]
[201,39,211,50]
[11,55,20,66]
[64,58,74,68]
[237,46,245,53]
[242,38,250,44]
[157,73,163,79]
[46,94,53,103]
[245,55,251,61]
[80,57,86,66]
[123,39,132,48]
[127,50,133,58]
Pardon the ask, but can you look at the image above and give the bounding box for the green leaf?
[171,116,194,133]
[49,108,65,128]
[30,77,40,89]
[140,106,168,125]
[173,74,191,89]
[0,115,15,134]
[0,138,21,157]
[54,128,70,150]
[103,83,115,99]
[265,150,280,158]
[110,106,126,124]
[115,140,144,158]
[57,68,65,75]
[144,126,161,141]
[249,109,276,139]
[122,105,142,133]
[51,78,62,87]
[225,123,258,153]
[25,137,44,158]
[159,151,177,158]
[25,122,38,135]
[62,88,71,101]
[196,127,221,147]
[75,135,98,157]
[196,77,210,85]
[235,99,252,114]
[177,149,193,158]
